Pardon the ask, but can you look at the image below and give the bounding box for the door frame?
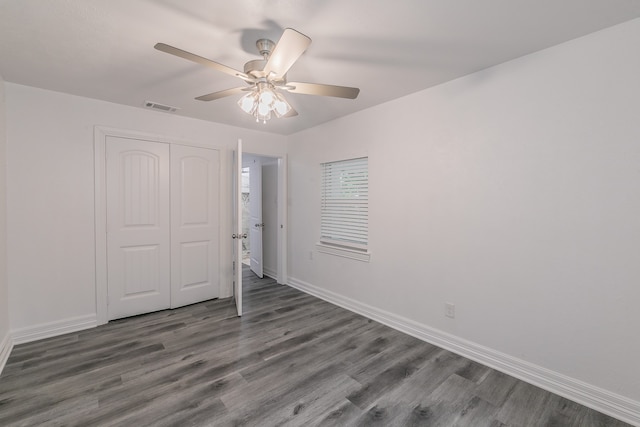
[247,157,263,278]
[94,126,225,325]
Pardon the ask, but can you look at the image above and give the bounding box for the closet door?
[106,137,171,320]
[170,144,220,308]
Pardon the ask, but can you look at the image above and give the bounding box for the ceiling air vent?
[144,101,180,113]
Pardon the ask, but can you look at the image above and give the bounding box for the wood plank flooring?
[0,267,631,426]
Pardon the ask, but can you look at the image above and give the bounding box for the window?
[318,157,370,261]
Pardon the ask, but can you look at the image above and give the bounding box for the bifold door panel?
[170,144,220,308]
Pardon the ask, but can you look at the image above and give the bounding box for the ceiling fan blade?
[155,43,252,82]
[263,28,311,78]
[195,87,248,101]
[283,106,298,118]
[285,82,360,99]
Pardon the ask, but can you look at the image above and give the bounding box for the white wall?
[5,84,287,335]
[0,75,11,368]
[287,17,640,412]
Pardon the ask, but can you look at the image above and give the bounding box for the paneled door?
[170,144,220,308]
[106,136,171,320]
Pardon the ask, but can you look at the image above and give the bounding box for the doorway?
[241,166,251,266]
[241,154,280,280]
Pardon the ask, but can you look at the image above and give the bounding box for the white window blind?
[320,157,368,250]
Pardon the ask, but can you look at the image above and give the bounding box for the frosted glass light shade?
[259,89,274,105]
[238,92,257,114]
[273,93,291,117]
[257,101,270,116]
[256,109,271,123]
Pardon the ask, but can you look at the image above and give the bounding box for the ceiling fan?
[154,28,360,123]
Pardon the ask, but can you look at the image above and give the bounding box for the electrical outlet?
[445,303,455,318]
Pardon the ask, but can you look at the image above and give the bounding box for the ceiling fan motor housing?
[243,38,275,78]
[256,38,275,57]
[244,59,268,76]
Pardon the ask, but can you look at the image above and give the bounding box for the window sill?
[316,242,371,262]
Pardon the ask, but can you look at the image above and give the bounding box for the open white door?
[233,139,243,316]
[249,158,264,278]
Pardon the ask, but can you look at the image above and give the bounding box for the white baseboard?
[0,332,13,375]
[11,314,97,345]
[288,276,640,427]
[263,266,277,281]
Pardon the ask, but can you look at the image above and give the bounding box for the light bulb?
[257,102,270,116]
[273,93,292,117]
[257,108,271,122]
[259,89,274,105]
[238,92,257,114]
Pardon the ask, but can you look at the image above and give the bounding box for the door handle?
[232,233,247,239]
[254,223,265,228]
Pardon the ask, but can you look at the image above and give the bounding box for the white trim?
[263,266,277,281]
[316,242,371,262]
[93,125,224,150]
[277,155,288,285]
[11,314,97,345]
[0,332,13,375]
[287,276,640,427]
[94,126,108,325]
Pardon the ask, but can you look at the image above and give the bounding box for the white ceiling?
[2,1,640,135]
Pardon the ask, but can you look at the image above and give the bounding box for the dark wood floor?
[0,268,631,426]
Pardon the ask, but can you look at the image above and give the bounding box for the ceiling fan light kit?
[154,28,360,123]
[238,81,292,123]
